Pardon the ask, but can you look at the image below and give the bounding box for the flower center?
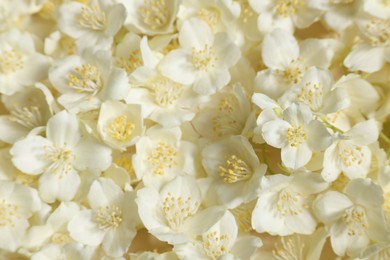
[203,231,230,259]
[277,58,306,85]
[197,8,220,30]
[275,0,304,17]
[219,154,252,183]
[79,4,106,31]
[192,45,217,71]
[148,77,183,107]
[364,18,390,47]
[95,205,123,230]
[9,105,44,129]
[140,0,169,30]
[273,236,305,260]
[212,95,244,136]
[297,81,324,111]
[51,233,72,244]
[116,49,143,74]
[147,142,178,175]
[338,143,365,167]
[342,206,368,236]
[0,49,24,75]
[68,64,102,95]
[45,145,74,176]
[286,125,307,147]
[107,115,135,143]
[0,199,20,227]
[162,192,199,231]
[276,190,306,216]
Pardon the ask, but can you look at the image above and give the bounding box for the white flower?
[160,18,240,95]
[362,0,390,20]
[31,243,94,260]
[0,181,42,252]
[0,84,55,144]
[249,0,322,34]
[279,67,350,114]
[192,84,252,139]
[58,0,126,49]
[262,102,332,169]
[0,29,50,95]
[44,31,77,58]
[176,0,241,33]
[97,100,143,151]
[68,178,137,257]
[256,28,335,99]
[137,175,226,245]
[174,210,262,259]
[48,49,129,112]
[120,0,179,35]
[313,178,389,257]
[322,119,379,182]
[10,110,112,203]
[202,135,266,208]
[344,17,390,73]
[252,172,328,236]
[132,126,197,189]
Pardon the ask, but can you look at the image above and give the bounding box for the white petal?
[46,111,80,147]
[102,227,136,257]
[281,143,312,169]
[344,119,378,145]
[10,136,52,175]
[344,178,383,207]
[87,178,123,209]
[300,39,333,68]
[262,119,290,148]
[313,191,353,224]
[179,18,213,49]
[136,187,165,231]
[0,116,29,144]
[160,50,195,85]
[262,28,299,69]
[284,102,313,126]
[99,68,129,101]
[39,170,80,203]
[183,206,225,235]
[214,33,240,68]
[344,44,385,73]
[68,210,105,246]
[73,138,112,172]
[321,87,350,114]
[192,68,230,95]
[321,143,341,182]
[307,120,332,152]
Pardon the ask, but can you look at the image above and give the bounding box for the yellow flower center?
[68,64,102,95]
[95,205,123,230]
[275,0,304,17]
[107,115,135,143]
[79,4,106,31]
[147,142,178,175]
[0,49,24,75]
[286,125,307,147]
[297,81,324,111]
[203,231,230,259]
[219,154,252,183]
[162,192,199,231]
[276,190,307,216]
[192,45,217,71]
[140,0,169,30]
[197,8,220,30]
[0,199,20,227]
[45,145,74,176]
[9,105,44,129]
[148,77,183,107]
[364,18,390,47]
[116,49,143,74]
[342,206,368,236]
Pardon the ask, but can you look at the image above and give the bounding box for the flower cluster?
[0,0,390,259]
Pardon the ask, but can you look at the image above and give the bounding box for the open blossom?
[160,18,240,95]
[0,84,55,144]
[0,29,50,95]
[120,0,180,35]
[10,110,112,203]
[322,119,379,182]
[252,172,328,236]
[313,178,389,257]
[137,175,226,244]
[68,178,138,257]
[262,102,332,169]
[174,210,262,259]
[48,49,129,112]
[255,28,335,99]
[202,135,266,208]
[0,181,42,252]
[58,0,126,49]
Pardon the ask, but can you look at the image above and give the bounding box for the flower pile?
[0,0,390,259]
